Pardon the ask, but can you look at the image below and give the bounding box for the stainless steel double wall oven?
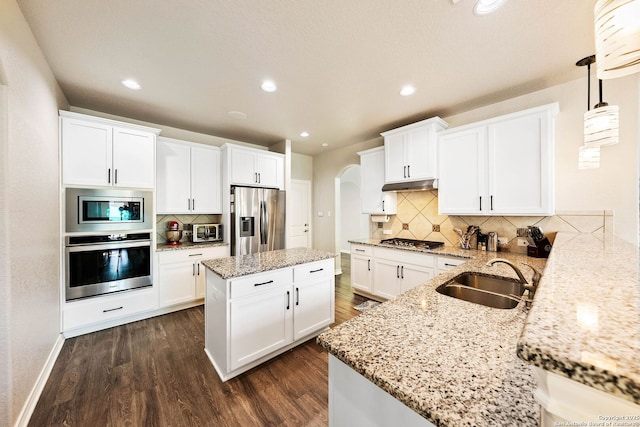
[65,188,153,301]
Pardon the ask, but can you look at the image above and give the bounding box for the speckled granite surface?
[156,241,228,252]
[517,234,640,406]
[201,247,334,279]
[318,250,546,427]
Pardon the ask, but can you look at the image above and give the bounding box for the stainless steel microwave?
[65,188,153,233]
[191,223,223,243]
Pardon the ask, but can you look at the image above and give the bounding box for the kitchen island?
[318,233,640,426]
[202,248,335,381]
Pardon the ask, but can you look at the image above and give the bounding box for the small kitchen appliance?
[165,221,182,246]
[191,223,223,243]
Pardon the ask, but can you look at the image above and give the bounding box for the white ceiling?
[17,0,595,155]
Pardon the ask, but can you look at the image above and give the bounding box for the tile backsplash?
[370,191,613,252]
[156,214,221,243]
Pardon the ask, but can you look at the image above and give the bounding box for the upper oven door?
[66,188,153,233]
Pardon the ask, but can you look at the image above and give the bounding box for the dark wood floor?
[29,254,366,427]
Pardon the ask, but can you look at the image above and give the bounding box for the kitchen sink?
[436,272,525,309]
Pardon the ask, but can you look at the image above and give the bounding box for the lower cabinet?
[157,246,229,308]
[350,244,373,293]
[350,244,469,300]
[206,258,335,381]
[373,248,434,299]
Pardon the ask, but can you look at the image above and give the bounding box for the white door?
[156,138,191,213]
[61,118,112,187]
[191,145,221,213]
[383,133,407,183]
[288,179,311,248]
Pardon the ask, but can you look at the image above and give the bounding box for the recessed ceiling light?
[121,79,141,90]
[228,111,247,120]
[400,85,416,96]
[300,131,310,137]
[322,143,328,147]
[261,80,277,92]
[474,0,507,15]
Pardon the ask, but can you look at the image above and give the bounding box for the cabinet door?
[293,277,333,340]
[229,286,293,371]
[62,118,112,186]
[158,261,196,307]
[112,127,155,188]
[438,127,487,215]
[156,139,192,214]
[488,112,551,215]
[406,126,436,180]
[372,259,400,299]
[384,133,407,183]
[360,149,397,214]
[229,149,257,185]
[191,145,222,213]
[399,264,433,294]
[255,153,281,188]
[351,254,372,292]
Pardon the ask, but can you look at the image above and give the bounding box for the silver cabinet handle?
[192,198,195,211]
[396,265,400,278]
[103,306,123,313]
[407,165,410,178]
[286,291,290,310]
[310,268,323,273]
[189,253,203,257]
[367,259,370,271]
[296,288,299,306]
[107,168,111,184]
[355,249,365,252]
[401,265,404,279]
[254,280,274,287]
[192,264,196,276]
[403,166,407,178]
[197,263,200,275]
[114,169,118,184]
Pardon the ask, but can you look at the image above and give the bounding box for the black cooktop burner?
[380,238,444,250]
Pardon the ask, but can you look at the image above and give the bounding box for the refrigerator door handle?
[260,200,267,245]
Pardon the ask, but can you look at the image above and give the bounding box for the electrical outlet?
[383,229,392,235]
[517,237,529,247]
[498,237,509,245]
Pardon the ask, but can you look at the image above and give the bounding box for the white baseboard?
[14,333,65,427]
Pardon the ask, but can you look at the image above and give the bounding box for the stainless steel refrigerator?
[230,186,286,256]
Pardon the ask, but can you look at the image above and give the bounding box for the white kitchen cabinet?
[224,144,284,189]
[60,111,159,188]
[350,244,373,293]
[205,257,335,381]
[381,117,448,184]
[358,147,397,214]
[292,260,335,340]
[157,246,228,307]
[435,255,467,276]
[371,247,434,299]
[438,103,558,216]
[156,137,221,214]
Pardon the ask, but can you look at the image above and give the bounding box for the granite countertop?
[318,250,546,427]
[321,234,640,425]
[517,233,640,405]
[349,237,477,259]
[156,241,229,252]
[201,247,335,279]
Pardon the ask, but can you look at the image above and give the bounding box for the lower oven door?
[65,240,152,301]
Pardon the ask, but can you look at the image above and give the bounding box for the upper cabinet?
[438,103,559,216]
[381,117,448,184]
[358,147,397,214]
[223,144,284,189]
[156,137,222,214]
[60,111,160,189]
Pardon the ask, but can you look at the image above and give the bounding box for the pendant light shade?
[595,0,640,79]
[584,104,619,146]
[578,145,601,170]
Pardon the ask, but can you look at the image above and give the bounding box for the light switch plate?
[383,229,392,235]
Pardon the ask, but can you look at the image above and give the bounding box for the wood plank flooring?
[29,254,367,427]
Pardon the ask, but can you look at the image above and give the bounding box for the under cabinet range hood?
[381,179,437,192]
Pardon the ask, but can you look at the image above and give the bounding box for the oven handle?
[66,240,151,252]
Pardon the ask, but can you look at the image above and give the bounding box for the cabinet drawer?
[437,256,467,271]
[374,247,435,267]
[157,246,228,264]
[293,259,333,283]
[350,244,372,256]
[64,287,157,331]
[230,268,293,299]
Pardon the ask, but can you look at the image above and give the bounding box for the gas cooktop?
[379,238,445,250]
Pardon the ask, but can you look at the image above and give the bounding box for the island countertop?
[201,247,335,279]
[318,250,546,426]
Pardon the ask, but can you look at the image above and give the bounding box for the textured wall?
[0,0,69,424]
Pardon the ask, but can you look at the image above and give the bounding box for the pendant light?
[595,0,640,79]
[577,55,619,148]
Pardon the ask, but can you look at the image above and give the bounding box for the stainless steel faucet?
[486,258,543,298]
[486,258,528,284]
